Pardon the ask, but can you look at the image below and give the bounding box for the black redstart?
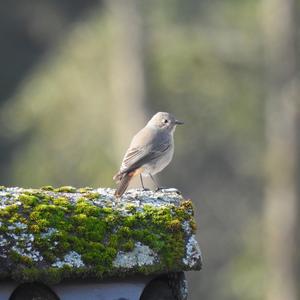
[113,112,183,197]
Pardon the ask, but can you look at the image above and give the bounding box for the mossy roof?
[0,186,202,284]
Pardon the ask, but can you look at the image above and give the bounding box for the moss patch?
[0,187,201,283]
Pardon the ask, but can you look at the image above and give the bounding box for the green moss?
[53,197,71,207]
[190,219,197,233]
[8,213,22,224]
[41,185,54,191]
[54,186,77,193]
[0,187,198,284]
[84,192,100,200]
[78,187,93,193]
[121,239,135,251]
[167,219,182,232]
[45,267,63,284]
[19,194,39,207]
[180,200,194,215]
[10,251,23,263]
[14,267,40,282]
[125,203,137,213]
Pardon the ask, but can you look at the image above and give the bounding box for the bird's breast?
[142,144,174,176]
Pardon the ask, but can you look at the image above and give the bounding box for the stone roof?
[0,186,202,283]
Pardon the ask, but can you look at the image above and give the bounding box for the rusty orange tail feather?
[114,172,134,197]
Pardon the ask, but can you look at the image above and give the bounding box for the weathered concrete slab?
[0,186,202,284]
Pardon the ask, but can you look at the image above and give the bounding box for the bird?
[113,112,184,197]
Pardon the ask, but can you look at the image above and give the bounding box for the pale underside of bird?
[113,112,183,197]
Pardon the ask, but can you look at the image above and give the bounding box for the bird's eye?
[164,119,168,123]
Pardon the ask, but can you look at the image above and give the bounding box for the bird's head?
[147,112,184,133]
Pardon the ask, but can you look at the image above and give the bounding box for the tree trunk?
[262,1,299,300]
[105,0,147,158]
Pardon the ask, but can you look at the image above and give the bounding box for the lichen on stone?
[183,235,202,269]
[0,186,202,283]
[52,251,84,268]
[113,242,158,269]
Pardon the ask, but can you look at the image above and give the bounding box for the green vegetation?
[0,187,198,284]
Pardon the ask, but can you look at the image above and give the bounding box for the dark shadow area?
[140,277,175,300]
[9,282,60,300]
[140,273,187,300]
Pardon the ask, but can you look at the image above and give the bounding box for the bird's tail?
[113,172,133,197]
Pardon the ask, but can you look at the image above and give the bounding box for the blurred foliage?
[0,0,298,299]
[225,219,265,300]
[0,8,115,187]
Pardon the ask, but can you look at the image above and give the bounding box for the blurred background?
[0,0,299,299]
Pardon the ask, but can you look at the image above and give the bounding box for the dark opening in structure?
[140,275,176,300]
[9,282,59,300]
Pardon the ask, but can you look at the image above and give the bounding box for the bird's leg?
[140,174,149,191]
[150,174,162,192]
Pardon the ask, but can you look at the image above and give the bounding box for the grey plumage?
[113,112,183,197]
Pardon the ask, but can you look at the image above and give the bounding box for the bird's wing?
[120,143,170,174]
[118,128,170,175]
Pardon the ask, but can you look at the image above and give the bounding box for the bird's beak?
[175,120,184,125]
